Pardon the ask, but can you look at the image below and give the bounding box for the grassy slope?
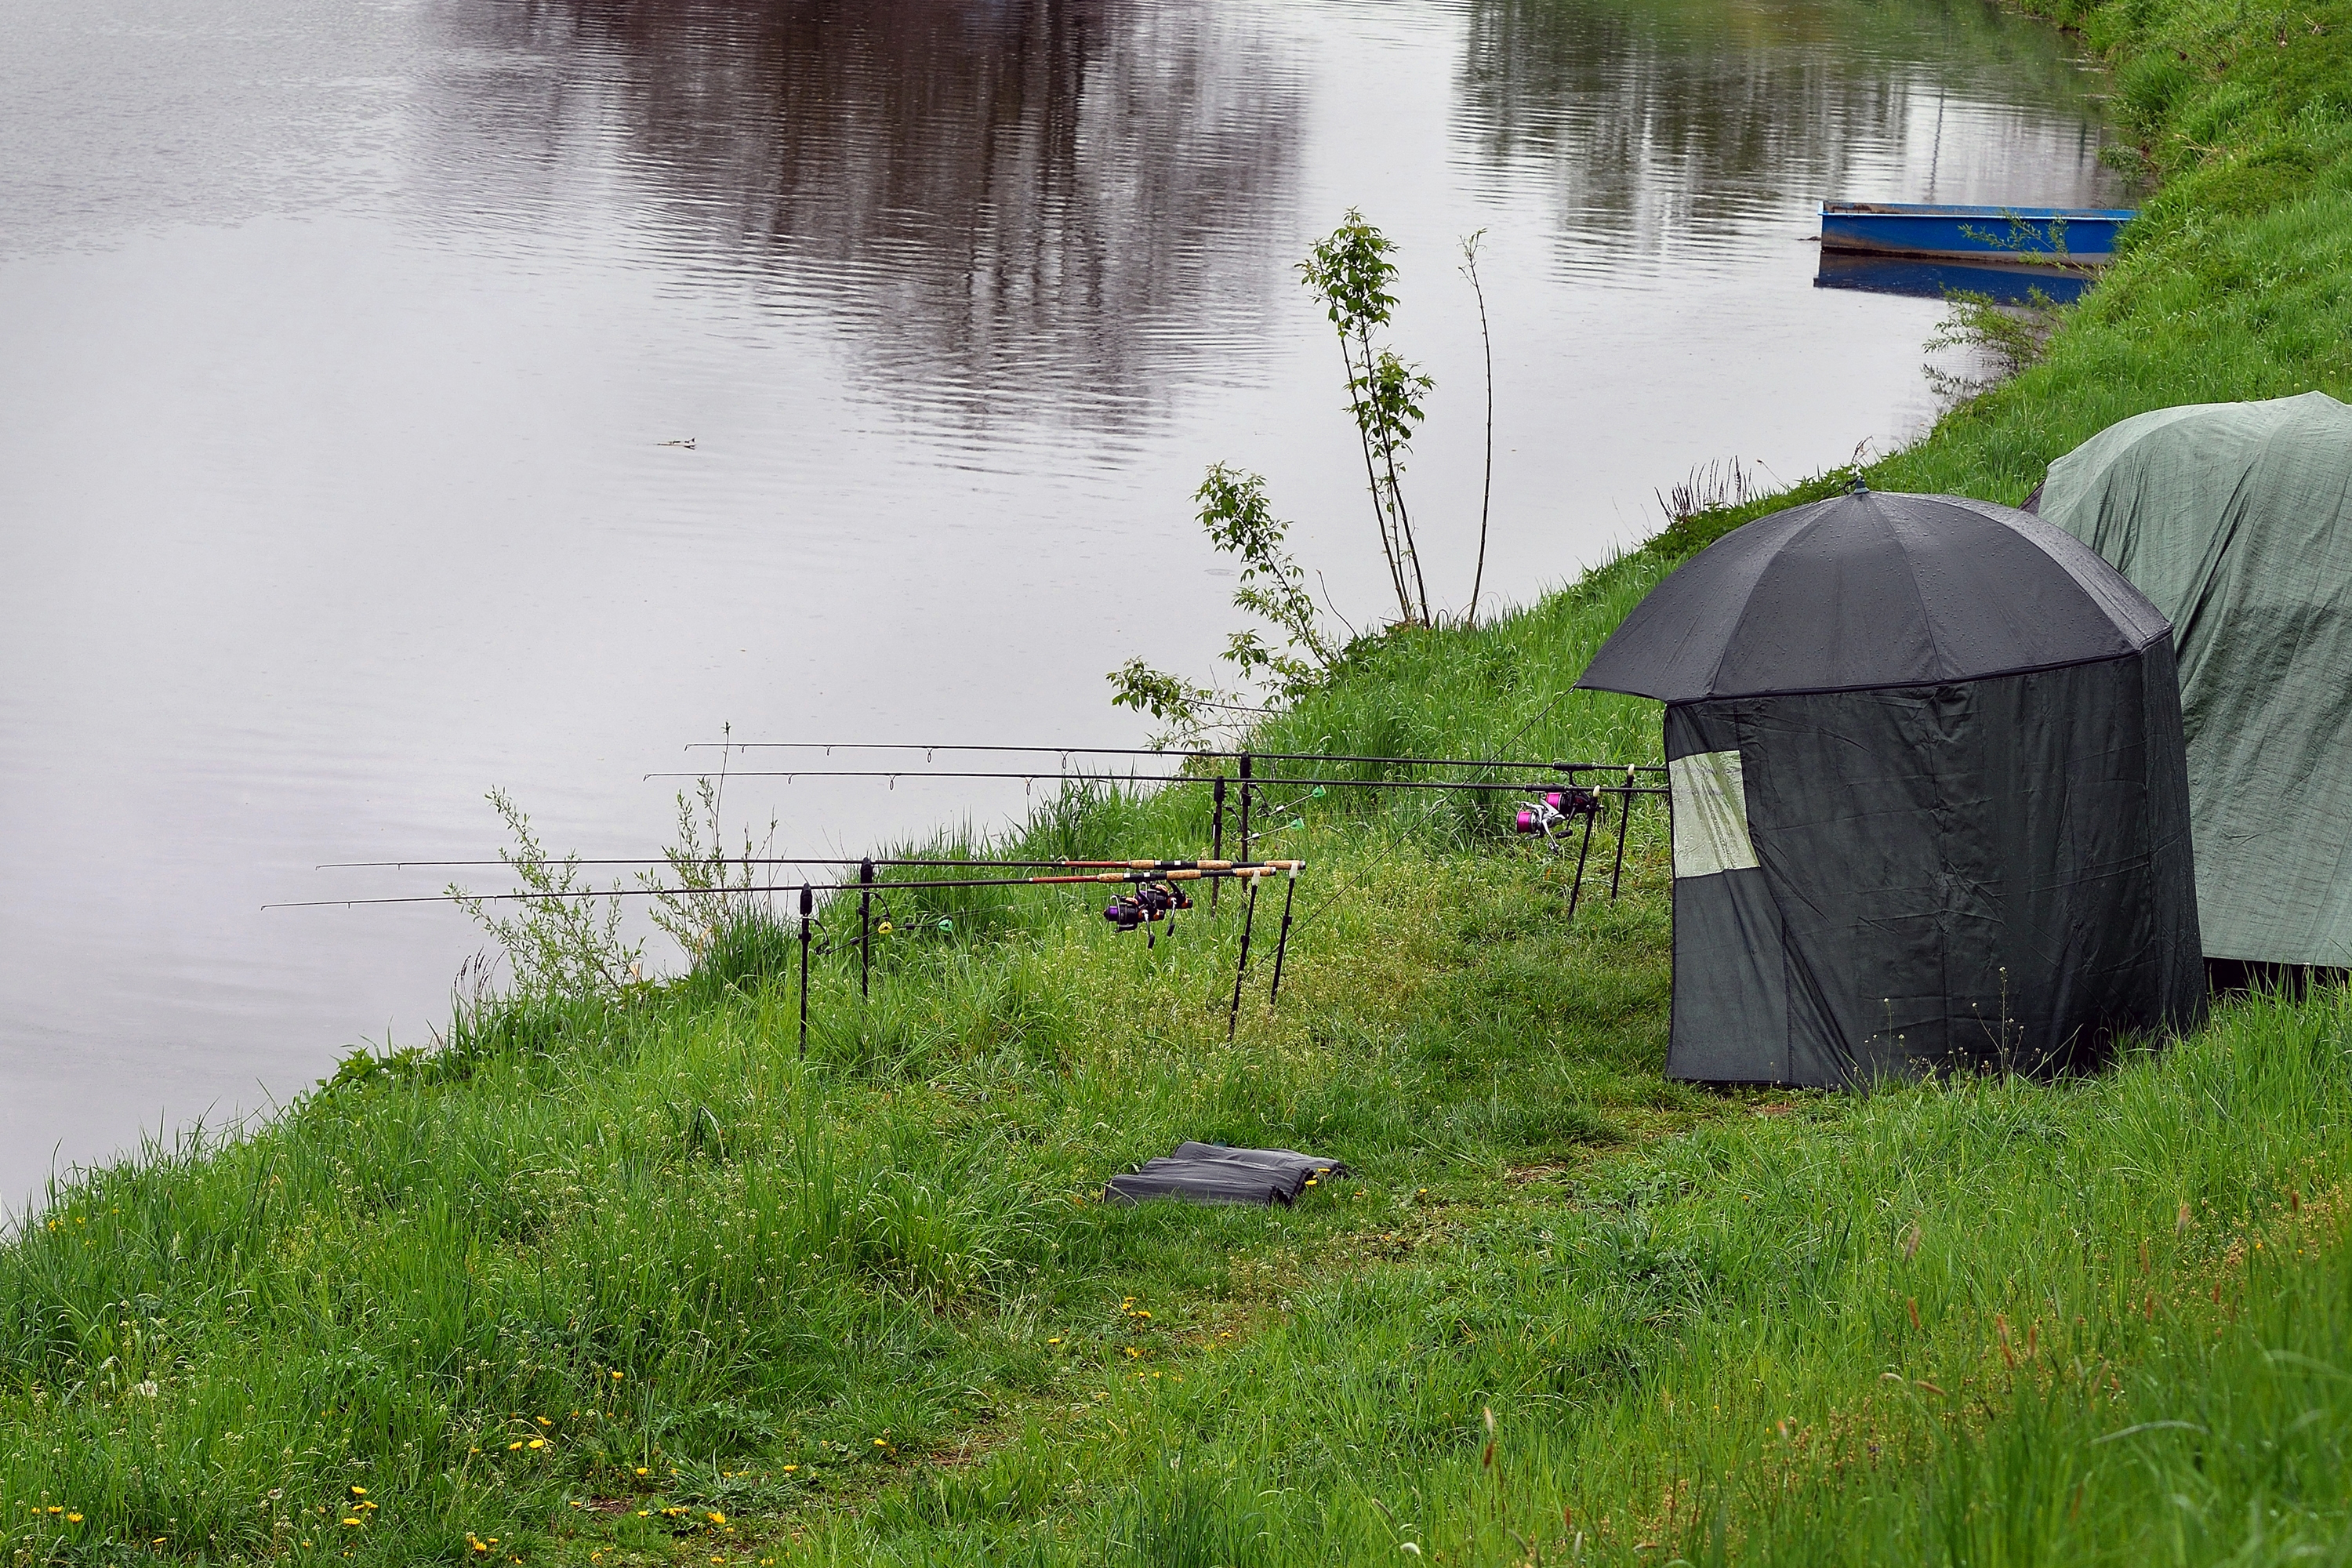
[9,0,2352,1562]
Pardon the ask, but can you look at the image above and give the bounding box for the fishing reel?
[1102,879,1191,933]
[1513,787,1602,840]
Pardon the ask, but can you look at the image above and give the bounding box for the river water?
[0,0,2124,1210]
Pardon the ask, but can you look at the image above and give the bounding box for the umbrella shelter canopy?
[1581,488,2203,1088]
[2033,392,2352,968]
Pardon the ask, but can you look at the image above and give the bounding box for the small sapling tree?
[1460,228,1495,629]
[1109,211,1504,739]
[1301,209,1437,626]
[1108,464,1341,744]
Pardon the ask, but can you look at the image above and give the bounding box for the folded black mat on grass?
[1103,1142,1348,1207]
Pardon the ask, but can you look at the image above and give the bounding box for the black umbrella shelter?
[1579,487,2204,1087]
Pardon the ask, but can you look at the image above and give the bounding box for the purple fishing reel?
[1103,879,1191,932]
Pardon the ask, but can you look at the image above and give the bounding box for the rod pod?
[1566,804,1599,924]
[1237,753,1252,869]
[1268,866,1298,1006]
[1228,870,1261,1041]
[1210,775,1226,914]
[1608,765,1636,901]
[858,857,875,998]
[797,881,814,1061]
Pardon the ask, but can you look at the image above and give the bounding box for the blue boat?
[1820,201,2136,265]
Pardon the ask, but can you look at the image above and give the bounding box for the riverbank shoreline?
[8,0,2352,1558]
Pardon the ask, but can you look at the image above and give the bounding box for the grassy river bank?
[9,0,2352,1559]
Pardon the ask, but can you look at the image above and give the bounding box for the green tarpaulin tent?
[2035,391,2352,967]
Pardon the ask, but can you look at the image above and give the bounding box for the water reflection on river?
[0,0,2123,1207]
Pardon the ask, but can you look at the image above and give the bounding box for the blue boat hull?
[1820,201,2135,265]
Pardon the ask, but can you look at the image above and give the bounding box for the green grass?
[11,0,2352,1559]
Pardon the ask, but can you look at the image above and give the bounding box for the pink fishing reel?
[1514,792,1570,834]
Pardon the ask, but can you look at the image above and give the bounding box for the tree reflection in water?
[427,0,1307,435]
[1456,0,2125,274]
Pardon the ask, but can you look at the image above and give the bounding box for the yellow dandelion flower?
[612,1370,624,1380]
[508,1441,524,1450]
[342,1517,362,1526]
[66,1514,83,1523]
[1047,1338,1062,1345]
[528,1439,546,1450]
[708,1512,727,1525]
[873,1438,887,1446]
[782,1465,798,1473]
[635,1467,649,1475]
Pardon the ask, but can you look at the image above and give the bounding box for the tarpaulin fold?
[1102,1143,1347,1206]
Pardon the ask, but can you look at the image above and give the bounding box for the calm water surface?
[0,0,2124,1208]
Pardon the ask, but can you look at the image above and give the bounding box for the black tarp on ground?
[1579,488,2204,1087]
[1102,1143,1347,1206]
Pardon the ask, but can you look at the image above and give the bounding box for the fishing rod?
[648,757,1664,898]
[263,863,1305,911]
[323,857,1094,873]
[313,856,1250,873]
[642,769,1646,793]
[684,740,1668,774]
[281,858,1316,1056]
